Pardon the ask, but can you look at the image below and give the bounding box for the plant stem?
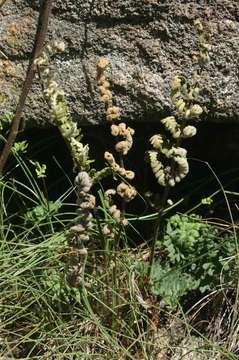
[112,225,122,330]
[147,186,169,278]
[95,212,106,257]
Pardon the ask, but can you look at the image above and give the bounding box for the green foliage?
[201,196,213,205]
[0,111,13,132]
[38,232,81,305]
[12,140,29,154]
[147,214,237,308]
[24,200,62,225]
[150,263,199,308]
[30,159,47,178]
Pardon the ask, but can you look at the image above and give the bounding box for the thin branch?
[0,0,53,175]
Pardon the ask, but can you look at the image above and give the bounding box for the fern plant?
[139,214,237,309]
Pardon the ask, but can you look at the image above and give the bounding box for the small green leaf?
[30,160,47,178]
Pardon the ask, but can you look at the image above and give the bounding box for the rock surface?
[0,0,238,127]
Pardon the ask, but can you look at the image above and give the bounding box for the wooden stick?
[0,0,53,174]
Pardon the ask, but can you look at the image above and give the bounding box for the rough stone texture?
[0,0,238,127]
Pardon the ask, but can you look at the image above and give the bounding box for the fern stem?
[112,225,122,330]
[147,186,169,278]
